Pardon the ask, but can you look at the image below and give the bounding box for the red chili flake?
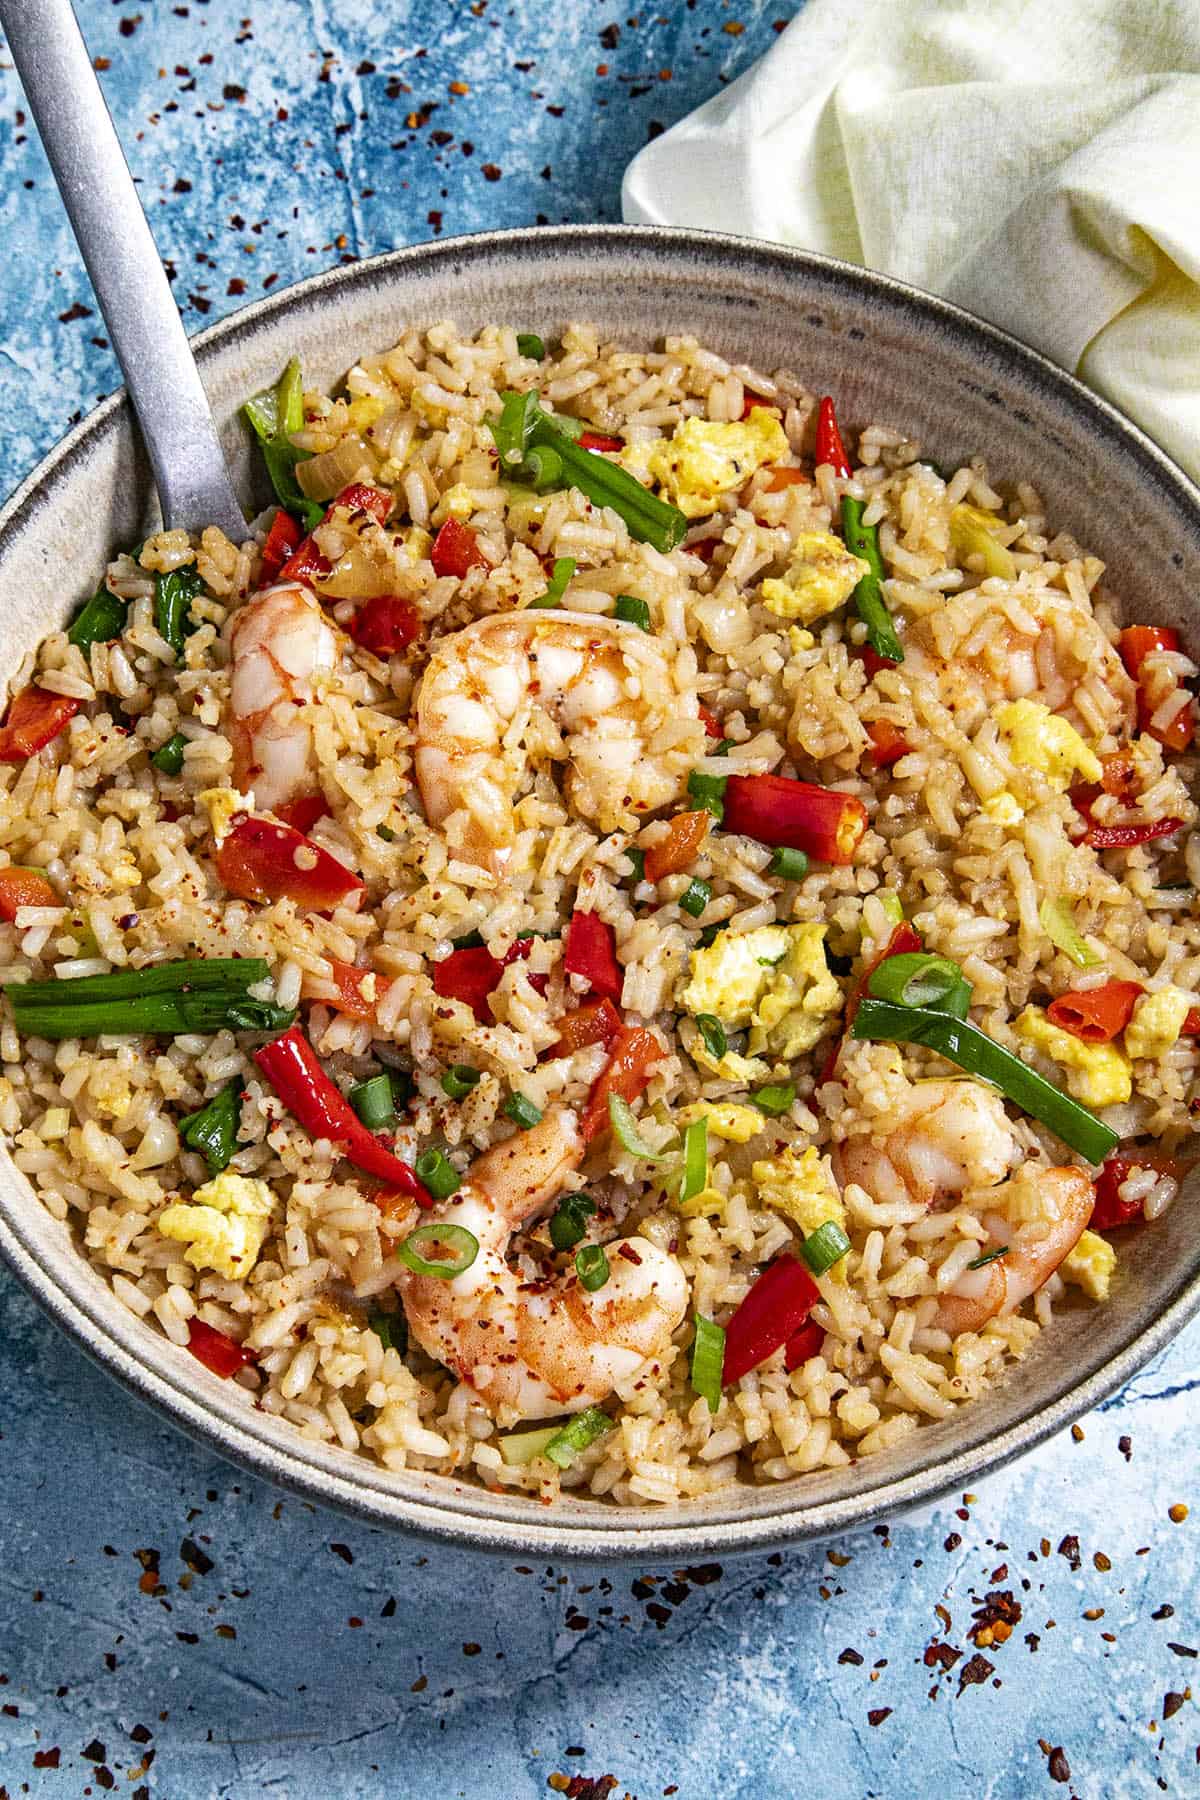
[924,1641,962,1671]
[837,1647,864,1665]
[1163,1691,1187,1720]
[616,1243,642,1266]
[957,1652,995,1692]
[867,1707,892,1726]
[33,1748,61,1768]
[1057,1534,1082,1571]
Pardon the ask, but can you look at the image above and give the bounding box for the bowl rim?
[1,220,1198,1560]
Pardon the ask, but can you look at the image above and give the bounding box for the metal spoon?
[2,0,246,539]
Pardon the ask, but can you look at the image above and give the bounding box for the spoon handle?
[2,0,246,539]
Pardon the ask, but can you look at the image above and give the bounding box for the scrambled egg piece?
[678,1101,765,1143]
[994,699,1102,790]
[345,395,386,432]
[760,530,870,624]
[752,1144,849,1282]
[431,482,475,526]
[1125,987,1191,1061]
[198,786,245,843]
[636,408,789,520]
[679,923,841,1061]
[982,790,1024,826]
[1014,1007,1132,1108]
[157,1171,275,1280]
[1061,1228,1117,1301]
[690,1042,772,1085]
[789,626,816,653]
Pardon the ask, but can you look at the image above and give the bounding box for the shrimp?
[905,602,1135,727]
[397,1104,688,1421]
[227,582,339,811]
[414,611,703,873]
[935,1165,1094,1334]
[834,1078,1020,1209]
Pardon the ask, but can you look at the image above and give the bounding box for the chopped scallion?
[679,877,711,918]
[967,1244,1010,1271]
[441,1064,482,1100]
[543,1405,614,1468]
[151,733,186,776]
[614,594,651,631]
[549,1191,596,1251]
[769,846,809,882]
[800,1221,851,1276]
[504,1091,543,1129]
[498,1424,560,1466]
[575,1243,610,1292]
[516,333,546,361]
[624,846,645,885]
[687,770,728,822]
[698,921,728,949]
[751,1083,796,1116]
[867,951,968,1011]
[369,1309,406,1353]
[413,1147,462,1201]
[530,555,576,609]
[1040,897,1102,970]
[690,1314,725,1413]
[607,1093,671,1161]
[680,1117,708,1203]
[695,1013,727,1060]
[349,1073,396,1129]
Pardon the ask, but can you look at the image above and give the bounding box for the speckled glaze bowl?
[1,225,1198,1559]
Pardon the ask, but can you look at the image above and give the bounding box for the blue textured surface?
[0,4,1197,1795]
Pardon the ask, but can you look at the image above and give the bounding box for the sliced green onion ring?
[504,1092,544,1129]
[575,1243,610,1292]
[1040,897,1102,970]
[607,1093,672,1161]
[690,1314,725,1413]
[867,951,967,1010]
[769,846,809,882]
[549,1191,595,1251]
[687,770,728,822]
[800,1221,851,1276]
[695,1014,727,1060]
[413,1147,462,1201]
[530,555,576,609]
[751,1083,796,1117]
[441,1064,481,1101]
[349,1073,396,1129]
[396,1221,479,1279]
[499,1424,560,1467]
[680,1117,708,1204]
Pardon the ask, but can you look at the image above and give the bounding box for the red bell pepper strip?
[1119,624,1195,752]
[724,773,868,865]
[303,956,393,1023]
[187,1319,259,1378]
[272,793,330,835]
[815,395,852,478]
[1046,980,1144,1044]
[563,912,623,1004]
[431,519,489,579]
[0,866,58,920]
[578,430,624,453]
[0,687,80,763]
[784,1317,825,1372]
[581,1025,663,1143]
[254,1023,432,1202]
[1084,817,1184,850]
[761,465,811,493]
[722,1256,821,1385]
[819,920,923,1086]
[331,482,393,526]
[549,996,623,1059]
[347,594,422,657]
[1184,1008,1200,1037]
[215,817,364,910]
[278,532,332,587]
[432,936,538,1022]
[865,720,910,769]
[697,703,724,739]
[643,810,711,884]
[860,645,899,679]
[1119,625,1178,677]
[260,509,302,582]
[1091,1151,1184,1231]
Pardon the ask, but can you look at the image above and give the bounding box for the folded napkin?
[623,0,1200,483]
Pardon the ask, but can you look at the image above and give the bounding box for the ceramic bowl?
[1,225,1197,1559]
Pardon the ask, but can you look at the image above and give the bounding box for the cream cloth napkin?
[622,0,1200,483]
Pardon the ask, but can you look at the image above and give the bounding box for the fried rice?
[1,319,1196,1508]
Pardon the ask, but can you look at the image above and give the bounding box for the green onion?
[242,357,323,529]
[713,739,733,757]
[575,1243,610,1292]
[498,1424,560,1466]
[349,1073,396,1129]
[527,406,688,552]
[179,1079,242,1176]
[687,770,728,822]
[451,929,485,950]
[388,1069,415,1114]
[441,1064,481,1100]
[967,1244,1010,1271]
[376,823,397,843]
[800,1221,851,1276]
[413,1147,462,1200]
[679,877,711,918]
[543,1405,614,1468]
[523,445,564,492]
[769,846,809,882]
[154,565,203,659]
[549,1191,595,1251]
[67,584,127,654]
[851,997,1120,1164]
[3,957,295,1040]
[530,555,576,609]
[940,976,974,1020]
[396,1221,479,1279]
[695,1013,727,1060]
[680,1117,708,1203]
[624,846,645,885]
[489,388,540,468]
[150,733,186,776]
[607,1093,671,1161]
[752,1083,796,1116]
[614,595,651,632]
[690,1315,725,1413]
[504,1091,543,1129]
[878,891,905,926]
[1040,897,1102,970]
[867,951,968,1010]
[840,496,904,663]
[698,921,728,949]
[516,333,546,362]
[368,1308,406,1353]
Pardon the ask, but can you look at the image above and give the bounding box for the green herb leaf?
[549,1191,595,1251]
[614,595,651,632]
[179,1080,242,1175]
[516,333,546,362]
[751,1083,796,1116]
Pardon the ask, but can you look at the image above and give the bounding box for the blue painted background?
[0,4,1196,1794]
